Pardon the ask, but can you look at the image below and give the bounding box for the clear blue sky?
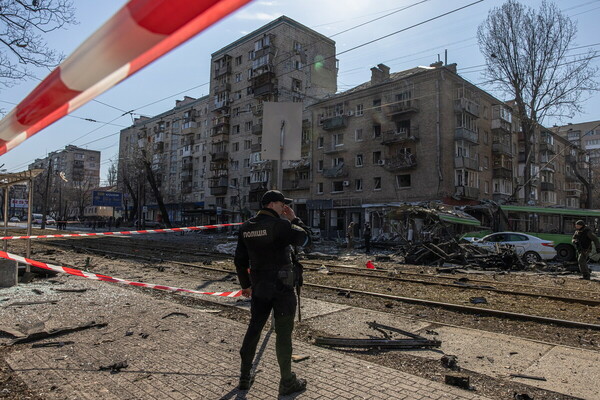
[0,0,598,183]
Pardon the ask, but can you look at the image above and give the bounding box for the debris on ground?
[9,322,107,345]
[315,321,441,349]
[99,361,128,374]
[444,373,470,389]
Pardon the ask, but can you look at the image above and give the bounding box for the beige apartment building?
[29,145,101,217]
[552,120,599,208]
[308,62,582,239]
[118,96,213,223]
[208,16,337,222]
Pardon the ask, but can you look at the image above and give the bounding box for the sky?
[0,0,598,184]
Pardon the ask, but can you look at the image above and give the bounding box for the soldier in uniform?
[234,190,310,396]
[572,220,600,280]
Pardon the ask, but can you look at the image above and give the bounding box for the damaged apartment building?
[308,62,583,240]
[117,15,587,234]
[118,16,337,223]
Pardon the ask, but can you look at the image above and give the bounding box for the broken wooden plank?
[6,300,58,307]
[314,337,441,348]
[510,373,547,381]
[9,321,107,345]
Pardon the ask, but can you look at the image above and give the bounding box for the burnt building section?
[308,62,522,239]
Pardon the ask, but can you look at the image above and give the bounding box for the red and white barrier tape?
[0,251,241,298]
[0,0,252,155]
[0,223,242,241]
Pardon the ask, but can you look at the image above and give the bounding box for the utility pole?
[41,158,53,229]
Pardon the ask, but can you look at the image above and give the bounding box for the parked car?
[32,213,43,224]
[9,216,20,222]
[464,232,556,263]
[46,216,56,225]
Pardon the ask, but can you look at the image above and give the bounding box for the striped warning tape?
[0,223,242,240]
[0,250,242,298]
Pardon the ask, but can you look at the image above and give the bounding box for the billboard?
[10,199,28,208]
[92,191,123,207]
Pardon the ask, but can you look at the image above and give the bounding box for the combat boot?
[278,372,306,396]
[238,371,255,390]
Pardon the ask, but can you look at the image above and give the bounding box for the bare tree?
[106,161,118,187]
[0,0,76,90]
[478,0,598,204]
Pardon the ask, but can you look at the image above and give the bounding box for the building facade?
[208,16,337,222]
[118,96,212,223]
[29,145,101,217]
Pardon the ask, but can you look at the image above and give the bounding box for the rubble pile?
[401,240,525,270]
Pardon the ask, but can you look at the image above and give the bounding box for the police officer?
[234,190,310,395]
[572,220,600,280]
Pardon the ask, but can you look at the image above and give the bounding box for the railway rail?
[34,240,600,332]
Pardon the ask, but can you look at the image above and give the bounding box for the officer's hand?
[241,288,252,298]
[282,205,297,222]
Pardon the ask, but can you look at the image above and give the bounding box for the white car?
[466,232,556,263]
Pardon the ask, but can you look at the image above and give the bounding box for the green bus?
[468,205,600,261]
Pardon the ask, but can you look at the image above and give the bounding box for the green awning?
[501,205,600,217]
[438,213,481,226]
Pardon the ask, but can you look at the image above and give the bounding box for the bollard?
[0,259,18,287]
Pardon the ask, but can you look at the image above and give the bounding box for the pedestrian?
[346,222,355,250]
[572,220,600,280]
[234,190,311,396]
[364,222,372,254]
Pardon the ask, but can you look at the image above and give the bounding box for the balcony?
[250,182,268,191]
[214,64,231,78]
[181,121,198,135]
[386,100,419,118]
[252,124,263,135]
[322,164,348,178]
[454,156,479,171]
[213,115,230,126]
[539,142,555,153]
[565,185,582,197]
[321,115,348,131]
[254,82,277,97]
[493,166,513,180]
[214,82,231,94]
[182,163,193,171]
[540,161,555,171]
[492,193,512,202]
[251,143,261,153]
[381,127,419,144]
[153,142,164,153]
[382,154,417,171]
[211,124,230,136]
[211,151,229,161]
[324,144,346,155]
[454,127,479,144]
[491,118,511,133]
[492,142,512,156]
[213,99,230,111]
[154,132,165,143]
[282,179,310,191]
[210,187,228,196]
[541,182,555,192]
[454,98,480,117]
[566,171,578,182]
[455,185,480,200]
[181,147,192,158]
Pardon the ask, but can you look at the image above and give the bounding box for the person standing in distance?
[234,190,311,396]
[363,222,372,254]
[572,220,600,280]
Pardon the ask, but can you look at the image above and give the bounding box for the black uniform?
[572,225,600,279]
[234,208,310,383]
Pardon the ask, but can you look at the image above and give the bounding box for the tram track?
[37,240,600,332]
[41,237,600,306]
